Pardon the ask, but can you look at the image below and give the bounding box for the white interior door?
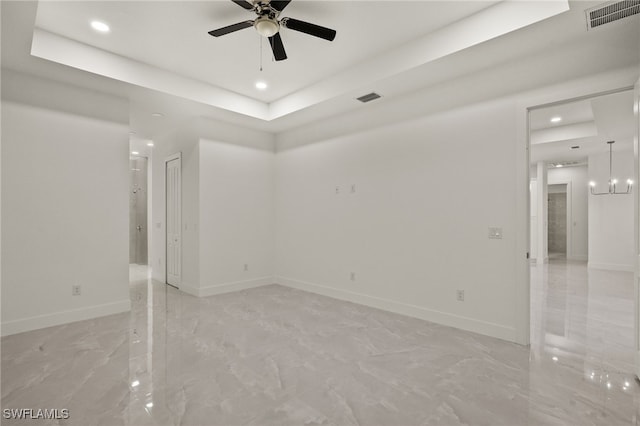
[634,78,640,379]
[166,154,181,287]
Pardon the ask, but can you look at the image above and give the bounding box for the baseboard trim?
[588,262,634,272]
[1,299,131,337]
[276,276,517,343]
[184,276,275,298]
[179,282,199,297]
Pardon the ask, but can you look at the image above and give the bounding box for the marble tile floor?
[1,260,639,425]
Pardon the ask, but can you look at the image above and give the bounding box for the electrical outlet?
[350,272,356,281]
[243,264,249,271]
[456,290,464,301]
[72,285,82,296]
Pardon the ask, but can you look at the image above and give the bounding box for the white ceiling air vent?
[548,161,586,169]
[586,0,640,30]
[356,92,382,103]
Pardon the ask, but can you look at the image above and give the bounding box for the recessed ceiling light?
[90,21,110,33]
[550,116,562,123]
[555,164,563,168]
[131,151,139,155]
[147,142,155,147]
[146,402,153,408]
[255,81,268,90]
[151,112,164,117]
[131,380,140,387]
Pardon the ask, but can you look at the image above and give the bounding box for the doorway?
[547,184,567,259]
[165,153,181,288]
[527,88,637,378]
[130,156,148,265]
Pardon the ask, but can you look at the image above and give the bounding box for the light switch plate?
[488,227,503,239]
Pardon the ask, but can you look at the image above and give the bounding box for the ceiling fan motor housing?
[254,16,280,37]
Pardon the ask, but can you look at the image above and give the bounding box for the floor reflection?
[1,262,638,425]
[529,258,638,424]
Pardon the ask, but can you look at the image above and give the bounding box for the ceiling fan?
[208,0,337,61]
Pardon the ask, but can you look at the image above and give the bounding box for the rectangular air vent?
[356,92,381,103]
[548,161,586,169]
[586,0,640,29]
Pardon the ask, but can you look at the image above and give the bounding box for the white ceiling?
[1,1,639,140]
[530,101,594,131]
[34,1,497,103]
[530,90,635,164]
[27,0,576,120]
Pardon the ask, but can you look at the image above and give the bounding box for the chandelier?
[589,141,633,195]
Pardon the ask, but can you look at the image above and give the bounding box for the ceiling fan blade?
[231,0,254,10]
[268,32,287,61]
[208,20,254,37]
[281,18,336,41]
[269,0,291,12]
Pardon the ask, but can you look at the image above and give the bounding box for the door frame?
[546,181,572,259]
[130,155,149,265]
[519,84,635,347]
[633,77,640,379]
[165,152,182,288]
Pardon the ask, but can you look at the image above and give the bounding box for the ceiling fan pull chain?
[259,35,263,71]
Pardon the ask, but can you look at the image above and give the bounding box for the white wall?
[276,97,520,341]
[149,121,200,288]
[149,117,276,297]
[548,165,589,261]
[2,65,635,341]
[275,67,640,344]
[198,137,275,296]
[535,162,548,264]
[588,149,635,271]
[530,179,538,259]
[1,99,130,335]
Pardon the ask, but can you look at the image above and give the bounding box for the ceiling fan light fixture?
[254,17,279,37]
